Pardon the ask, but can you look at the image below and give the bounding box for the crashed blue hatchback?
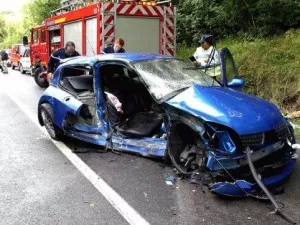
[38,48,297,198]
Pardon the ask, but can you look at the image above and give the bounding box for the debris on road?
[166,175,176,185]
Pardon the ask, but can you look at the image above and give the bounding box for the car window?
[133,59,220,102]
[41,29,46,43]
[224,54,237,83]
[33,30,39,43]
[59,66,94,95]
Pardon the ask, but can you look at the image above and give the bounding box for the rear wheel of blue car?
[40,103,63,140]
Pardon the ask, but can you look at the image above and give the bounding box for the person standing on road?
[47,41,80,80]
[0,50,9,74]
[102,38,126,54]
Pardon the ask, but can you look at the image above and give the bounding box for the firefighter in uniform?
[102,38,126,54]
[47,41,80,80]
[192,34,221,77]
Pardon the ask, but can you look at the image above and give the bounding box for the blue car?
[38,48,297,197]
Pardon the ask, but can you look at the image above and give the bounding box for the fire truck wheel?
[12,64,16,70]
[34,67,49,88]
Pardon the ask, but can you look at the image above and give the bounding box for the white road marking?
[5,91,150,225]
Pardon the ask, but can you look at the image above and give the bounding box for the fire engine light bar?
[121,1,156,5]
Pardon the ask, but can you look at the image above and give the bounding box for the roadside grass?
[176,29,300,111]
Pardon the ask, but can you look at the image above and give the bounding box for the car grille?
[240,133,264,147]
[240,121,291,147]
[274,121,291,140]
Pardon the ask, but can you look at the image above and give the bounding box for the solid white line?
[5,91,150,225]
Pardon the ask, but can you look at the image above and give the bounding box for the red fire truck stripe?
[155,6,164,17]
[167,27,174,36]
[117,4,131,14]
[103,3,114,12]
[143,6,153,16]
[104,16,114,25]
[105,28,114,38]
[124,5,136,15]
[168,49,174,56]
[146,6,157,16]
[165,7,174,15]
[131,5,147,15]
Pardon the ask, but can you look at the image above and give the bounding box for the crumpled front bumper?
[210,155,297,197]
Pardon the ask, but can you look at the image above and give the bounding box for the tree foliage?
[0,21,25,49]
[0,13,7,44]
[22,0,60,29]
[177,0,300,45]
[0,0,60,49]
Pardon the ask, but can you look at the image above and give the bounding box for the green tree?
[0,13,7,44]
[1,21,25,49]
[22,0,60,29]
[176,0,300,45]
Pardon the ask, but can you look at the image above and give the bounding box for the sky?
[0,0,30,20]
[0,0,29,12]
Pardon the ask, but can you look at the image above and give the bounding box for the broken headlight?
[204,123,237,155]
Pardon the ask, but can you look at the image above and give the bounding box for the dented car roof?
[60,53,176,66]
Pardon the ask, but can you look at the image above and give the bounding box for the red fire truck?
[29,0,176,87]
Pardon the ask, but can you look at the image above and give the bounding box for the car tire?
[34,67,49,88]
[20,64,25,74]
[12,64,16,70]
[40,103,63,140]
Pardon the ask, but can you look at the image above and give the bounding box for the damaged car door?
[52,65,98,133]
[219,47,245,90]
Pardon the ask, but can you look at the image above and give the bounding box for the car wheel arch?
[38,101,54,126]
[167,121,207,175]
[39,103,64,140]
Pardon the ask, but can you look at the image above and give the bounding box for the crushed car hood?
[165,85,283,135]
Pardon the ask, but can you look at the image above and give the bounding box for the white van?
[19,49,32,74]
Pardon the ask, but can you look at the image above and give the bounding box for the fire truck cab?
[30,0,176,87]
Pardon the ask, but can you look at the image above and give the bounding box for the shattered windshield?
[132,59,220,102]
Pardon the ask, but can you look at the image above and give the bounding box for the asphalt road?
[0,68,300,225]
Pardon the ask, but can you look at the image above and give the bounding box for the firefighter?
[102,38,126,54]
[192,34,221,77]
[47,41,80,80]
[0,49,9,74]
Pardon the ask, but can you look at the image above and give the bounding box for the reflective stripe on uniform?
[202,65,221,77]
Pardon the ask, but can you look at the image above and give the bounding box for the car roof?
[61,53,176,67]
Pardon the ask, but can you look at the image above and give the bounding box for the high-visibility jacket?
[203,64,222,77]
[194,46,221,77]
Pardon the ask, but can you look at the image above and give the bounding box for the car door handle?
[64,97,71,102]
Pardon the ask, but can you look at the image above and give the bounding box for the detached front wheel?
[40,103,63,140]
[34,67,49,88]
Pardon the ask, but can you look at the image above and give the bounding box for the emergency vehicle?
[29,0,176,87]
[10,44,29,70]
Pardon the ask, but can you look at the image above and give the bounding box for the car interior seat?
[101,65,163,137]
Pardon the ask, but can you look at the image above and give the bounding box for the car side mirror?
[227,78,245,88]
